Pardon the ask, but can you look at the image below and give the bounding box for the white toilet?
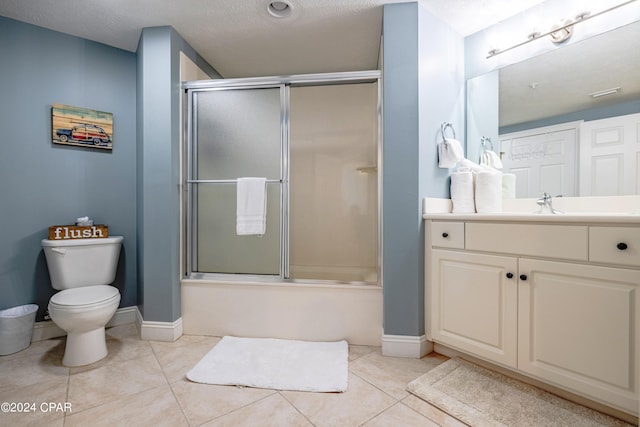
[41,236,123,367]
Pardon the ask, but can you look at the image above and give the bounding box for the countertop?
[422,212,640,224]
[422,196,640,224]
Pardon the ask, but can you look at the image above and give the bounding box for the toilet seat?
[50,285,120,310]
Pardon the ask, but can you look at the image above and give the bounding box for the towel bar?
[481,136,494,151]
[441,122,456,142]
[187,179,283,184]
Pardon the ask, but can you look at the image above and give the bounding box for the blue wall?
[383,3,421,336]
[0,16,137,320]
[136,26,218,322]
[0,7,462,338]
[382,3,464,337]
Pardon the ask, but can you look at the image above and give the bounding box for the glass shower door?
[189,87,283,276]
[289,83,378,282]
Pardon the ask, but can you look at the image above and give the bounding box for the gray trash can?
[0,304,38,355]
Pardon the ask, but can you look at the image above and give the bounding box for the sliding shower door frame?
[183,71,382,285]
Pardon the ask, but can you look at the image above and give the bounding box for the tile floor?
[0,324,467,427]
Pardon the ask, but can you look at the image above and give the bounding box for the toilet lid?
[50,285,119,307]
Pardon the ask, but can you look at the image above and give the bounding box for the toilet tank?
[41,236,123,290]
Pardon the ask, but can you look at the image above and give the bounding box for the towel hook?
[441,122,456,142]
[481,136,494,151]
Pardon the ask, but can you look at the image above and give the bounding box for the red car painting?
[56,124,111,145]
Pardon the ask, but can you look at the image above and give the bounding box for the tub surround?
[423,195,640,416]
[181,280,383,346]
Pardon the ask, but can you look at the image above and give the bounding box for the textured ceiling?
[0,0,545,78]
[2,0,635,126]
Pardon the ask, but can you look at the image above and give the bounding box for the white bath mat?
[186,336,348,392]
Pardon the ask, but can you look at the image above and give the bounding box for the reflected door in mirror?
[500,124,578,198]
[579,113,640,196]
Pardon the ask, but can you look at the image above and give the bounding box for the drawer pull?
[506,272,514,279]
[520,274,528,281]
[617,242,628,251]
[442,232,449,238]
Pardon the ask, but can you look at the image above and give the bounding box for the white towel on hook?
[236,177,267,236]
[480,150,503,170]
[438,138,464,168]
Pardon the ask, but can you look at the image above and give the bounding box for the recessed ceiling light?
[267,1,293,18]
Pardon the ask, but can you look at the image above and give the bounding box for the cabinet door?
[430,250,518,367]
[518,258,640,414]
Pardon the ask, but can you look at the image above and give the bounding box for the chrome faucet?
[535,192,563,214]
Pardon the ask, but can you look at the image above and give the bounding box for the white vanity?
[423,197,640,417]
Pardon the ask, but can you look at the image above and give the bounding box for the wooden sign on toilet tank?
[48,225,109,240]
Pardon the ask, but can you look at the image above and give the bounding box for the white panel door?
[518,258,640,414]
[579,112,640,196]
[500,123,579,198]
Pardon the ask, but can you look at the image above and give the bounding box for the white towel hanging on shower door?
[236,177,267,236]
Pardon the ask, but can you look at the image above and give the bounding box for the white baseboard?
[31,306,139,342]
[381,334,433,358]
[31,306,183,343]
[108,306,138,327]
[137,309,183,342]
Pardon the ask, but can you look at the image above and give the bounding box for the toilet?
[41,236,123,367]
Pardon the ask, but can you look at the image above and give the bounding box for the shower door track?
[183,70,382,285]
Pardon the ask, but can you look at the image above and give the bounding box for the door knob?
[520,274,528,281]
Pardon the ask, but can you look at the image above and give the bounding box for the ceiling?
[2,0,636,127]
[0,0,545,78]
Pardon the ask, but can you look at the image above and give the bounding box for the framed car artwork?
[51,103,113,150]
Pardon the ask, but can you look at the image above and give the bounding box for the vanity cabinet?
[426,219,640,415]
[430,249,518,367]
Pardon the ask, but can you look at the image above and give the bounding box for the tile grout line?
[63,351,71,426]
[398,396,457,427]
[149,339,193,426]
[277,390,317,426]
[63,331,175,423]
[192,390,282,426]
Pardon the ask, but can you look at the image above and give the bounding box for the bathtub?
[181,279,383,345]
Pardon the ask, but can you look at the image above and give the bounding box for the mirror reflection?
[467,20,640,198]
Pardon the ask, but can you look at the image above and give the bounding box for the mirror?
[466,20,640,198]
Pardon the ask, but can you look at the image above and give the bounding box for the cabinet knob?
[617,242,628,250]
[506,272,514,279]
[442,232,449,238]
[520,274,528,281]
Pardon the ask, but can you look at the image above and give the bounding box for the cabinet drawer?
[465,223,588,261]
[589,226,640,267]
[431,222,464,249]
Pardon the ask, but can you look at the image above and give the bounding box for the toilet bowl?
[42,236,123,367]
[48,285,120,366]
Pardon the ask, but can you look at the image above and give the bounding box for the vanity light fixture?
[589,87,621,98]
[486,0,637,58]
[267,1,293,18]
[549,19,574,44]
